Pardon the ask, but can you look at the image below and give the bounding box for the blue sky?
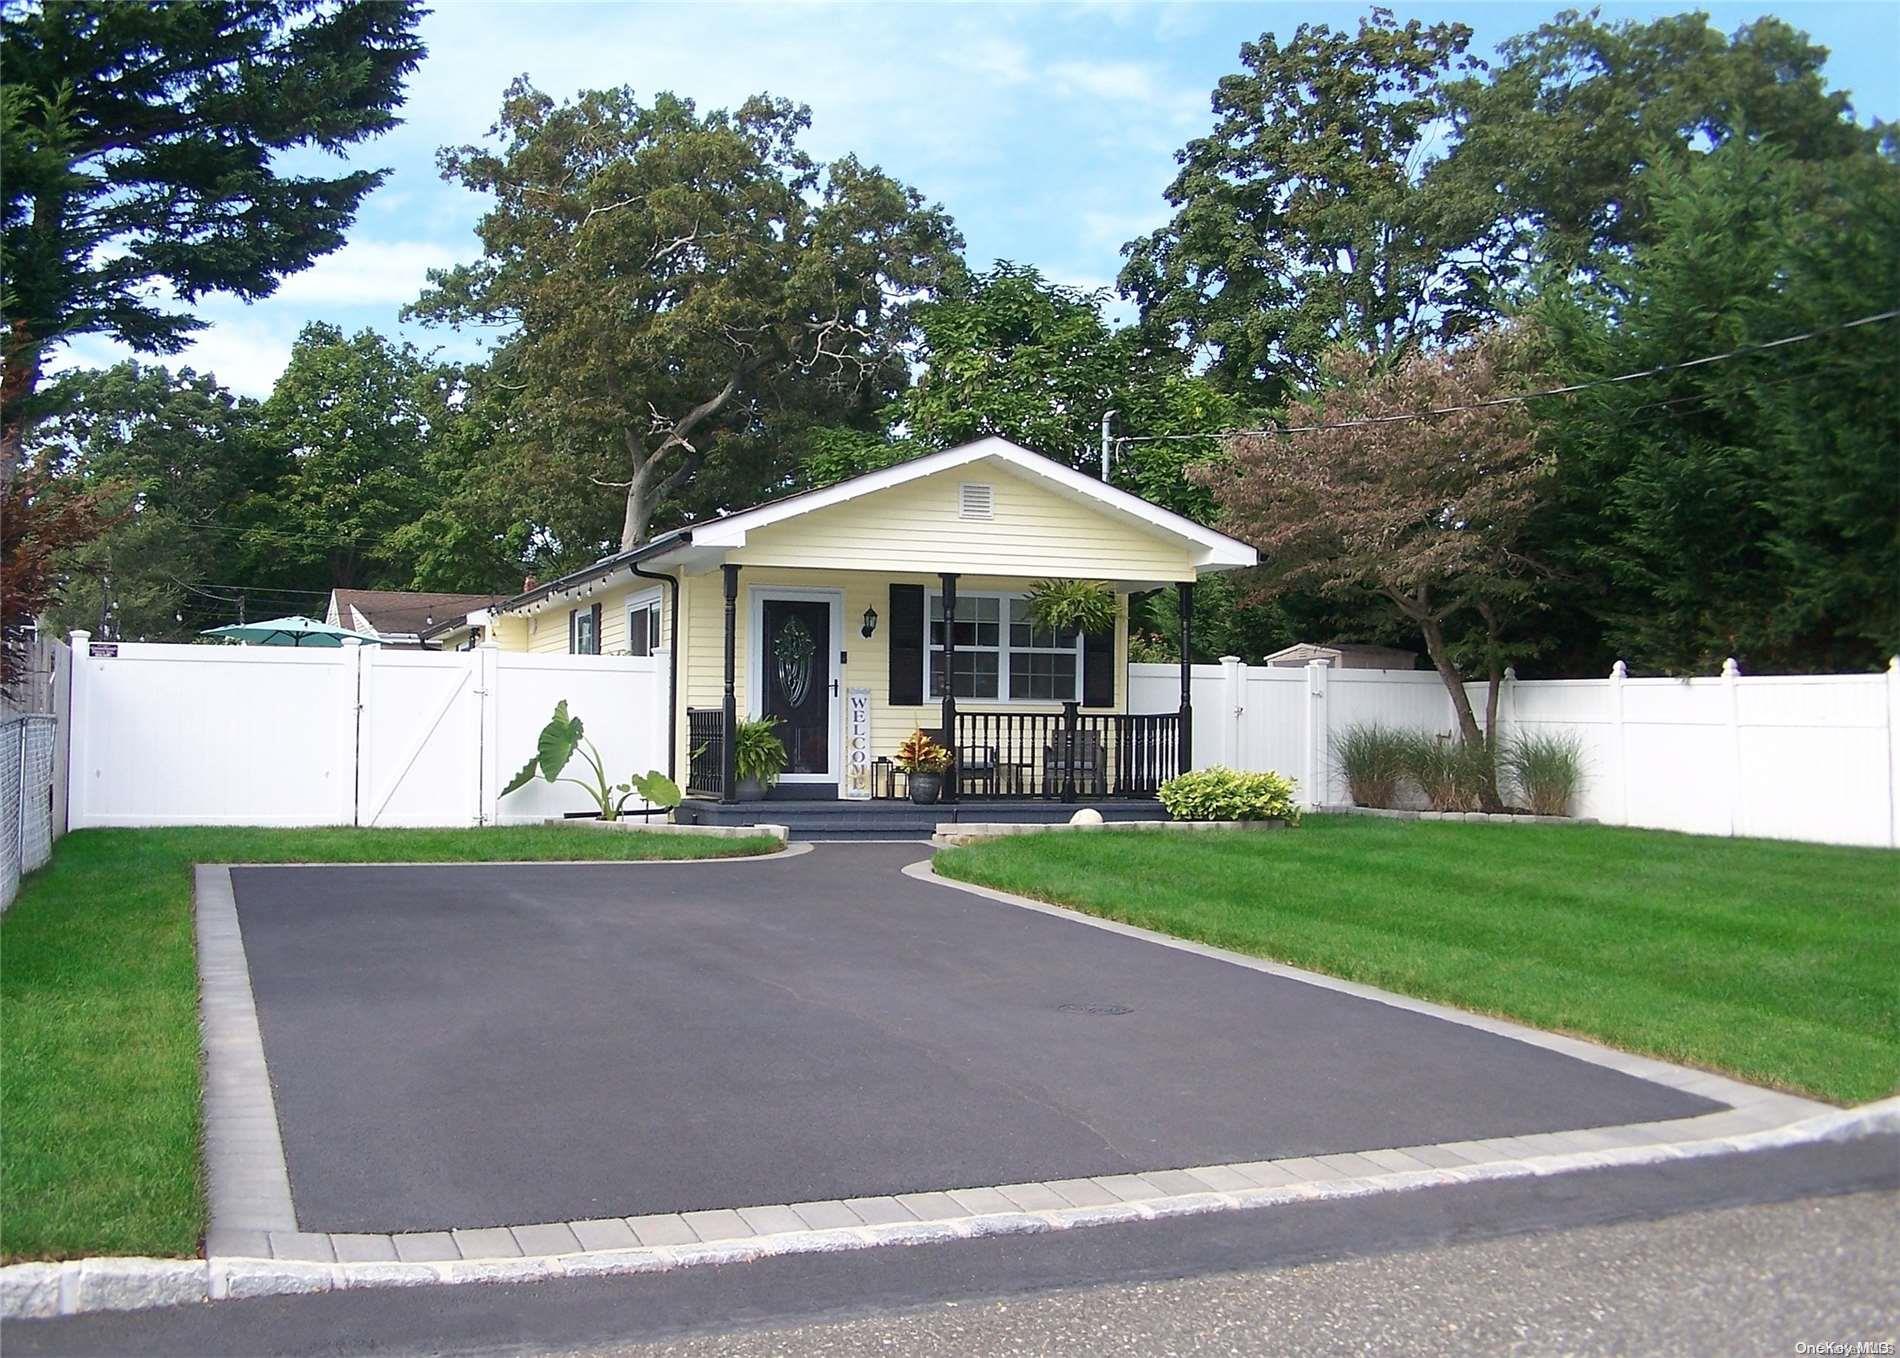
[59,0,1900,396]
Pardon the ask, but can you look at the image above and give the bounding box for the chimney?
[523,574,539,593]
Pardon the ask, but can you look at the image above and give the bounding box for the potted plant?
[896,729,953,805]
[732,716,788,801]
[503,701,682,820]
[1024,578,1117,636]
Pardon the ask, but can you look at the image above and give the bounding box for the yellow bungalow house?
[434,437,1257,813]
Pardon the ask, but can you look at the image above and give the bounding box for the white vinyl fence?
[1133,656,1900,849]
[67,631,670,830]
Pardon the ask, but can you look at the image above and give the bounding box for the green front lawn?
[936,818,1899,1107]
[1,826,779,1262]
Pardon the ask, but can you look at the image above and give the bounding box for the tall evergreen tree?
[1536,140,1900,674]
[0,0,425,481]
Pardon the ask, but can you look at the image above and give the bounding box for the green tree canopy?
[239,323,450,591]
[410,80,964,550]
[25,361,272,640]
[892,262,1246,519]
[1119,9,1486,406]
[1434,10,1886,288]
[0,0,424,478]
[1534,139,1900,674]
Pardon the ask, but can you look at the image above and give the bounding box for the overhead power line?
[1114,309,1899,447]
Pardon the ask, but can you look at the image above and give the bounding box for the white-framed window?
[927,591,1084,703]
[570,606,599,655]
[626,591,662,657]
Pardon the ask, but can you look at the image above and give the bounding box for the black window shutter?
[568,609,577,653]
[1082,624,1115,708]
[888,584,925,705]
[590,602,602,654]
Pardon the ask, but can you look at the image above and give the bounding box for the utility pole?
[1100,409,1115,481]
[97,572,113,640]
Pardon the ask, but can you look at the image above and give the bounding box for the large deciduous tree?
[1120,9,1487,406]
[0,0,424,482]
[1433,10,1885,288]
[1207,330,1550,805]
[899,262,1245,519]
[411,81,964,550]
[25,361,274,641]
[240,323,448,590]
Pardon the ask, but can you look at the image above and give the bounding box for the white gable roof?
[689,436,1257,570]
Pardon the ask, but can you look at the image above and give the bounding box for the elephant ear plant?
[503,701,682,820]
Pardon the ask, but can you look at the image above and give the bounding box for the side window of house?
[627,599,662,657]
[570,605,600,655]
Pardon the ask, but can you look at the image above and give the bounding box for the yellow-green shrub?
[1157,767,1301,822]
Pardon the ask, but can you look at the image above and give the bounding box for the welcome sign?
[843,687,873,800]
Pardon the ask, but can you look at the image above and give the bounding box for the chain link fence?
[1,715,58,911]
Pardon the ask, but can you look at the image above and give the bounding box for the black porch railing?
[953,704,1180,799]
[686,707,725,798]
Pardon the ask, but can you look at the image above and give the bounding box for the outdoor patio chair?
[923,727,1000,797]
[1042,727,1106,798]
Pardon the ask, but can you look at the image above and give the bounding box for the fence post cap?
[1721,657,1741,678]
[1503,665,1518,681]
[1610,660,1628,679]
[70,629,91,647]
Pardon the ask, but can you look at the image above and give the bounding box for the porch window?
[928,594,1000,699]
[1007,597,1079,701]
[926,592,1083,703]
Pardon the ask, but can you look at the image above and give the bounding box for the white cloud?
[45,314,295,398]
[1047,58,1162,104]
[271,239,466,307]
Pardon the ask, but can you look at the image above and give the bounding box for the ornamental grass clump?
[1501,730,1587,817]
[1332,722,1410,808]
[1158,767,1300,823]
[1399,733,1493,813]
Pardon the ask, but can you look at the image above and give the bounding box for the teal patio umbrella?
[201,615,383,647]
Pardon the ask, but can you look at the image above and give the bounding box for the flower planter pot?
[734,777,767,802]
[908,772,943,805]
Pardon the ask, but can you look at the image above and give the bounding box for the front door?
[760,597,833,778]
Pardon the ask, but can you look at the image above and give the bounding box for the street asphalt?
[11,1135,1896,1357]
[560,1186,1900,1357]
[229,844,1714,1232]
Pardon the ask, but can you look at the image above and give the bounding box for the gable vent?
[959,482,994,520]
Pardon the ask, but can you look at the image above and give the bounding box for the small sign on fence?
[843,687,873,800]
[88,642,118,658]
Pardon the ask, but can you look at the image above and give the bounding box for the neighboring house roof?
[326,589,512,642]
[483,436,1260,621]
[1263,642,1419,670]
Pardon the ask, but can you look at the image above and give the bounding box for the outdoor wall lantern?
[861,606,878,638]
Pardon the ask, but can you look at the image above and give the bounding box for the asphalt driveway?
[229,844,1721,1233]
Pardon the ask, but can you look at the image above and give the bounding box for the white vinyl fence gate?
[1132,656,1900,850]
[67,632,670,830]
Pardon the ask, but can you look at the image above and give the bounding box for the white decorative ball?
[1069,808,1105,827]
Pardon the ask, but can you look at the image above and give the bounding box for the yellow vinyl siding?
[728,463,1196,581]
[675,566,1129,774]
[490,581,673,656]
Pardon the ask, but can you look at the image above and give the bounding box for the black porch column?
[939,571,958,804]
[720,563,740,803]
[1177,580,1195,776]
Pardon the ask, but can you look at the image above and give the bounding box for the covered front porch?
[680,565,1199,805]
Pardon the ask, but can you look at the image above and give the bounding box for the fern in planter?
[1024,579,1116,636]
[732,716,788,790]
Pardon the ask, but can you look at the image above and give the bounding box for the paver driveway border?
[11,853,1897,1320]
